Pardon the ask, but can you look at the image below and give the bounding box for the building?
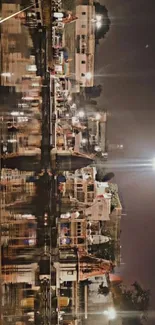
[88,112,107,153]
[64,167,96,203]
[75,4,95,87]
[2,214,37,260]
[54,250,81,324]
[84,196,110,221]
[58,216,87,249]
[1,3,35,92]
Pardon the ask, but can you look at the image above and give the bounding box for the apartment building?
[58,217,87,249]
[1,3,35,92]
[75,4,95,87]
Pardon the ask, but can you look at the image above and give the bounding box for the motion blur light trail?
[0,4,34,24]
[97,158,155,170]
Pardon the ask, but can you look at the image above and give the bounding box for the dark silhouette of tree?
[94,2,111,44]
[113,282,150,324]
[102,172,115,182]
[95,171,115,182]
[98,283,109,296]
[85,85,102,98]
[92,240,116,262]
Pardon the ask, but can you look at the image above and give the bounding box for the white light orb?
[85,72,92,80]
[78,110,85,118]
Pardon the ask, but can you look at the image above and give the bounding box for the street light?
[81,138,87,144]
[11,111,24,116]
[96,21,102,29]
[103,307,117,320]
[1,72,13,77]
[78,111,85,118]
[85,72,92,80]
[94,145,101,152]
[96,15,102,21]
[95,113,101,121]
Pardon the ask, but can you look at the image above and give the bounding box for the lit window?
[27,65,37,72]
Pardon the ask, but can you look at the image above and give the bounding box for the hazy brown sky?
[95,0,155,315]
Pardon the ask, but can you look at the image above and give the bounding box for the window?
[76,35,80,53]
[82,12,86,15]
[81,48,86,54]
[77,184,83,188]
[67,271,74,275]
[81,24,86,28]
[81,60,86,64]
[81,73,85,77]
[87,184,94,192]
[36,12,41,20]
[82,35,85,39]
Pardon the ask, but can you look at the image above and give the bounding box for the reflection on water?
[0,3,46,324]
[0,1,123,325]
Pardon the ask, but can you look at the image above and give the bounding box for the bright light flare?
[11,111,19,116]
[78,110,85,118]
[152,158,155,169]
[95,113,101,120]
[81,138,87,144]
[85,72,92,80]
[1,72,13,77]
[103,307,117,320]
[96,15,102,21]
[96,21,102,29]
[0,4,33,24]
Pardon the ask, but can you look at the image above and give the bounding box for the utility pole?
[0,118,2,325]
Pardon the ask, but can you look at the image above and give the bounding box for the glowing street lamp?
[95,113,101,121]
[81,138,87,145]
[85,72,92,80]
[1,72,14,77]
[96,15,102,21]
[103,307,117,320]
[96,21,102,29]
[78,111,85,118]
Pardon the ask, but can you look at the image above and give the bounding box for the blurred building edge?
[75,3,95,88]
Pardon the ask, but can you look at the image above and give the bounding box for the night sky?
[95,0,155,315]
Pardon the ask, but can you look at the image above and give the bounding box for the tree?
[92,240,116,262]
[102,172,115,182]
[85,85,102,98]
[98,283,109,296]
[94,2,111,44]
[112,282,150,324]
[95,168,107,182]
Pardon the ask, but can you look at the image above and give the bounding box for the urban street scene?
[0,0,154,325]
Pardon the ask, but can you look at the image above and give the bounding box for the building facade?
[75,4,95,87]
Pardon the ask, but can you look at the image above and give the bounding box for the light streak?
[0,4,34,24]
